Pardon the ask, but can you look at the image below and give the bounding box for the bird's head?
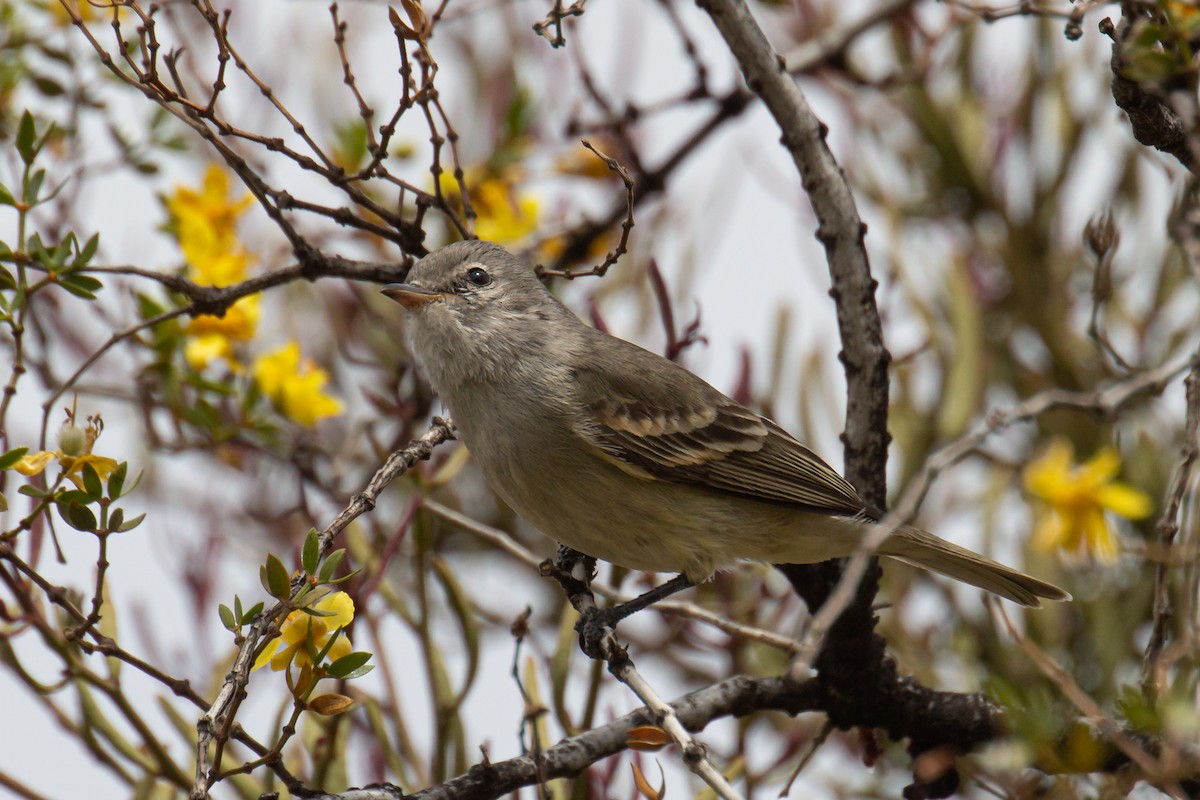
[383,240,565,388]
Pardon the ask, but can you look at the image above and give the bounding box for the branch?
[696,0,889,500]
[188,419,456,800]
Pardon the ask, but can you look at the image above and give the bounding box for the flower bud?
[58,422,87,456]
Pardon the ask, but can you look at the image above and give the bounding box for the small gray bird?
[384,240,1068,608]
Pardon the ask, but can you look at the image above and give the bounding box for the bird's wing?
[570,338,865,517]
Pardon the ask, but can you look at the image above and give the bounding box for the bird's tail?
[879,526,1070,607]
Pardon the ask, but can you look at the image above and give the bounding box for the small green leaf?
[108,508,125,531]
[136,292,166,319]
[58,273,103,300]
[33,75,65,97]
[81,463,102,500]
[77,233,99,266]
[302,528,320,575]
[218,604,236,631]
[116,513,145,532]
[317,548,346,583]
[107,462,127,500]
[263,553,291,600]
[58,502,97,532]
[16,111,37,164]
[18,485,50,499]
[326,651,372,679]
[0,447,29,470]
[121,468,143,496]
[24,169,45,206]
[241,602,264,623]
[0,492,7,512]
[341,663,375,680]
[328,567,362,585]
[57,489,92,506]
[0,265,15,291]
[0,184,13,207]
[234,594,244,620]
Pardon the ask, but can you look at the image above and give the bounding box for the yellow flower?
[438,168,539,245]
[1023,438,1153,561]
[167,166,253,255]
[167,166,260,369]
[253,342,344,426]
[14,414,118,490]
[254,591,354,672]
[14,451,119,489]
[183,294,261,371]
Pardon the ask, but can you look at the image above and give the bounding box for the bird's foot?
[574,605,625,661]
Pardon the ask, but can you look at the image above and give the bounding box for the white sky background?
[0,0,1184,797]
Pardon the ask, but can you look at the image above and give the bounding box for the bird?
[382,240,1069,610]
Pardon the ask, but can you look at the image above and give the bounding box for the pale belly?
[450,393,867,581]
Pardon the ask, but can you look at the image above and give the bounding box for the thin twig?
[189,419,455,799]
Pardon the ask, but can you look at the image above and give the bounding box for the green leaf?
[107,462,127,500]
[317,548,346,583]
[16,111,36,164]
[341,663,375,680]
[56,489,92,506]
[136,292,166,320]
[81,462,102,500]
[121,468,143,497]
[57,272,103,300]
[116,513,145,532]
[47,237,73,271]
[18,485,50,499]
[0,491,7,512]
[262,553,291,600]
[218,604,236,631]
[58,501,97,532]
[108,508,124,531]
[0,265,15,291]
[77,233,100,266]
[24,169,45,206]
[0,447,29,470]
[234,594,243,620]
[328,567,362,585]
[326,651,372,679]
[33,75,65,97]
[0,184,13,207]
[302,528,320,575]
[241,602,264,623]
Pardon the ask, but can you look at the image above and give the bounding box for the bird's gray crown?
[405,239,544,298]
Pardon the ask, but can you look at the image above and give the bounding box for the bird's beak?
[381,283,448,309]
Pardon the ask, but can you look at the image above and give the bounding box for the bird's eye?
[465,266,491,286]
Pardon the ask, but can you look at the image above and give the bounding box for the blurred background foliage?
[0,0,1197,798]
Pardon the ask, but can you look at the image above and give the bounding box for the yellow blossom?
[166,165,260,369]
[254,591,355,672]
[252,341,343,426]
[167,167,253,254]
[1023,438,1153,561]
[183,294,261,371]
[438,168,539,245]
[14,413,118,490]
[167,165,255,286]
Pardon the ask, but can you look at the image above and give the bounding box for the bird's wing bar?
[571,354,865,516]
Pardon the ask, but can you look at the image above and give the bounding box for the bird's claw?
[575,606,623,660]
